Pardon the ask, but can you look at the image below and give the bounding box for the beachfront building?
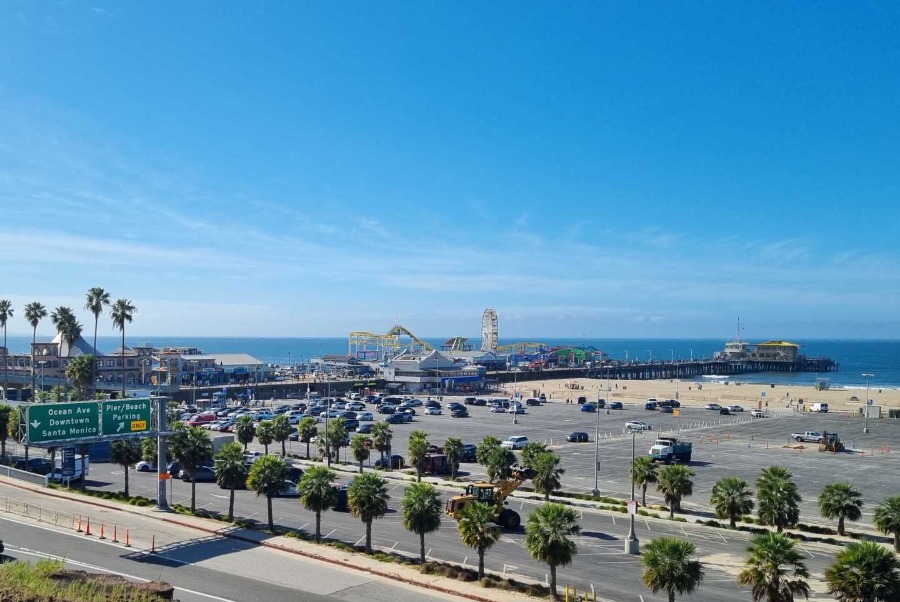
[752,341,801,362]
[441,349,508,370]
[382,349,483,393]
[310,355,373,379]
[153,352,271,388]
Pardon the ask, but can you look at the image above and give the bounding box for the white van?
[810,403,829,413]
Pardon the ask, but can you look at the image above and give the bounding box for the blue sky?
[1,2,898,339]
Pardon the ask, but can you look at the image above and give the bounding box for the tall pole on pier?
[625,431,639,554]
[862,373,873,434]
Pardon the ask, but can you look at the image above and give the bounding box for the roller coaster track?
[348,325,434,361]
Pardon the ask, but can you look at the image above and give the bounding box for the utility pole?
[862,373,874,434]
[156,395,169,510]
[625,431,640,554]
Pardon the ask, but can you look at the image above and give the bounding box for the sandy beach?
[501,376,900,414]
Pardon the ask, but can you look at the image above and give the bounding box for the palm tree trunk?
[668,589,675,602]
[263,444,268,455]
[31,326,36,399]
[281,440,286,457]
[550,564,558,600]
[420,531,425,563]
[359,460,363,474]
[120,328,125,398]
[478,547,485,579]
[191,478,197,512]
[92,317,98,398]
[306,440,310,459]
[730,513,736,529]
[267,496,273,531]
[545,490,550,501]
[777,523,783,533]
[315,510,322,543]
[228,486,235,522]
[893,532,898,553]
[838,517,845,536]
[416,467,421,482]
[669,503,675,519]
[365,519,372,553]
[642,484,648,506]
[124,466,130,498]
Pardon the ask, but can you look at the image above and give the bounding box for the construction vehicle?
[649,437,693,464]
[445,464,537,528]
[819,431,845,452]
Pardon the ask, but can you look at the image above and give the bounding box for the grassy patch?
[0,558,171,601]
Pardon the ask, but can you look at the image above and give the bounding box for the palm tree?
[323,418,348,464]
[531,451,565,501]
[172,426,212,512]
[84,287,110,396]
[350,435,370,473]
[825,540,900,602]
[65,355,94,401]
[737,532,810,602]
[711,476,755,528]
[818,483,863,536]
[110,439,142,498]
[401,483,442,563]
[457,500,501,579]
[0,300,12,402]
[109,299,136,398]
[270,414,292,457]
[657,464,695,519]
[486,446,517,483]
[24,302,47,399]
[371,422,392,468]
[873,495,900,553]
[214,442,248,522]
[641,537,705,602]
[630,456,659,507]
[347,472,389,553]
[408,430,429,482]
[757,466,802,533]
[298,465,337,542]
[297,416,317,459]
[235,415,255,451]
[524,503,580,600]
[256,420,274,455]
[141,436,160,468]
[476,435,502,476]
[521,441,549,467]
[247,455,288,531]
[443,436,463,479]
[0,404,11,461]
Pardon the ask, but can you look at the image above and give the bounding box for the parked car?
[358,412,374,421]
[625,421,652,432]
[450,407,469,418]
[342,418,360,430]
[135,460,156,472]
[346,402,366,411]
[658,405,674,414]
[459,443,477,462]
[424,400,441,409]
[385,413,406,424]
[567,431,590,443]
[180,466,216,482]
[356,423,375,434]
[644,401,658,411]
[377,405,396,415]
[728,405,744,413]
[525,398,541,406]
[472,398,487,406]
[608,401,623,410]
[425,406,442,415]
[705,403,722,410]
[276,480,300,498]
[750,409,766,418]
[580,403,597,413]
[463,397,477,405]
[374,454,405,469]
[719,408,731,415]
[490,405,507,413]
[501,436,529,450]
[13,458,54,475]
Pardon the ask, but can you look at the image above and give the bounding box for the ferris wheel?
[481,308,499,352]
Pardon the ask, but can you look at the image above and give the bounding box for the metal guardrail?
[0,494,77,530]
[0,465,49,487]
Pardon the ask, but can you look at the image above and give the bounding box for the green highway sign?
[101,398,153,436]
[26,402,100,444]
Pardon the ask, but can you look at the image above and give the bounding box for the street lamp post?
[862,373,874,434]
[591,401,601,497]
[625,431,640,554]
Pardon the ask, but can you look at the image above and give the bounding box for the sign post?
[26,402,100,445]
[62,447,75,478]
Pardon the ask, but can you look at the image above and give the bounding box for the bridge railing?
[0,465,49,487]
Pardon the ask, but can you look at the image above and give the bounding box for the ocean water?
[3,335,898,389]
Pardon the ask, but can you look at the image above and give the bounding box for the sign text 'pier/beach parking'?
[100,399,152,436]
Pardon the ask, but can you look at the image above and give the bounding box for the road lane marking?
[323,528,337,540]
[355,535,366,546]
[799,544,816,558]
[210,494,229,499]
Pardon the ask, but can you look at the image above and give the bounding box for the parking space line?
[322,528,336,540]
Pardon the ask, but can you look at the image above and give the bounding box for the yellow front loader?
[445,464,537,528]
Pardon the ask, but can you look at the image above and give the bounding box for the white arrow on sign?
[30,420,40,429]
[116,422,124,433]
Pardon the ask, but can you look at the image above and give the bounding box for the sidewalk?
[0,476,539,602]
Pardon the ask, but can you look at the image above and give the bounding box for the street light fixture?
[625,431,640,554]
[591,401,601,497]
[862,373,874,434]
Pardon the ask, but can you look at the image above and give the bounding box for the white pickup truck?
[791,430,823,443]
